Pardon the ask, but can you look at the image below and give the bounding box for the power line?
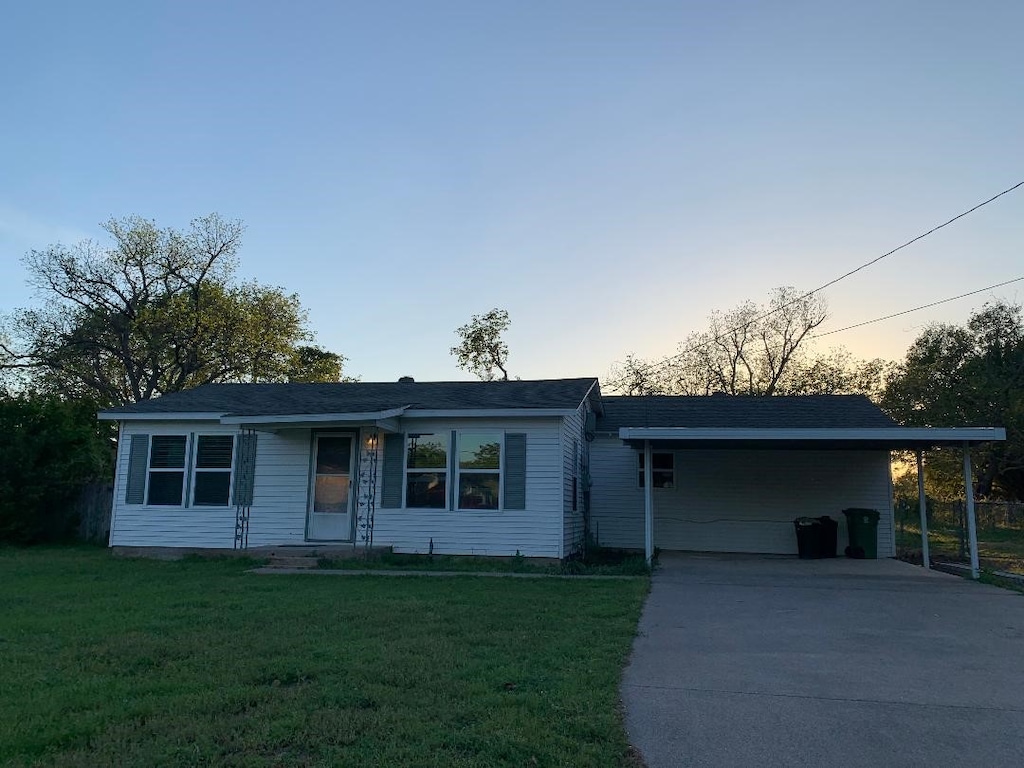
[607,179,1024,388]
[812,275,1024,339]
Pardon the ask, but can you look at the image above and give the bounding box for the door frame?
[306,431,358,542]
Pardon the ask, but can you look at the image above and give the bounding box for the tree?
[0,214,347,404]
[883,301,1024,500]
[451,308,511,381]
[609,287,887,399]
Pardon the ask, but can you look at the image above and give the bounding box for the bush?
[0,394,111,543]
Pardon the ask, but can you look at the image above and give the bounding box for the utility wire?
[812,275,1024,339]
[607,179,1024,389]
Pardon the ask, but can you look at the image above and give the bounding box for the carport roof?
[600,395,1006,449]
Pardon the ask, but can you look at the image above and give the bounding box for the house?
[99,378,600,558]
[98,377,1005,565]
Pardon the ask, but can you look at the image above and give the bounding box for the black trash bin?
[793,517,822,559]
[817,516,838,558]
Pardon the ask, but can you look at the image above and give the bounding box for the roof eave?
[618,426,1007,447]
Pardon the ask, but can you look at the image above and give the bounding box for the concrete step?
[265,557,320,569]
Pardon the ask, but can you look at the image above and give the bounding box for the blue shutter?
[232,432,258,507]
[503,433,527,510]
[381,433,405,508]
[125,434,149,504]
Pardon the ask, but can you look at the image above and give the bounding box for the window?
[405,433,448,508]
[147,435,187,505]
[193,435,234,506]
[639,451,674,489]
[457,432,501,510]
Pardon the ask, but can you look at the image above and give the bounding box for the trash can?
[793,517,822,559]
[842,508,880,559]
[817,516,838,558]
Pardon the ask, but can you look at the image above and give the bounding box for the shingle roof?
[101,378,600,417]
[596,395,898,431]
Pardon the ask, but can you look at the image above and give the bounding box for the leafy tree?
[286,346,354,384]
[883,301,1024,500]
[451,308,511,381]
[0,214,347,404]
[0,393,111,543]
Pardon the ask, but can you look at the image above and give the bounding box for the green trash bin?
[842,508,880,559]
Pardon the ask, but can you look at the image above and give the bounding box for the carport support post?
[916,450,930,569]
[962,442,980,579]
[644,439,653,565]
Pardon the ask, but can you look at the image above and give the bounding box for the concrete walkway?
[622,553,1024,767]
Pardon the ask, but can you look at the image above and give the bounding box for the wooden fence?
[75,482,113,544]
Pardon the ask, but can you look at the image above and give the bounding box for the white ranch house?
[98,377,1004,572]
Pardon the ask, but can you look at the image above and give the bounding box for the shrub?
[0,394,111,543]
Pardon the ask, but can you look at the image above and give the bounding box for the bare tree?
[610,287,842,396]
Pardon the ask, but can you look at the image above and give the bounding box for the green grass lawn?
[0,548,648,767]
[895,522,1024,574]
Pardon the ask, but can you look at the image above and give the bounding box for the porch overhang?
[219,406,409,432]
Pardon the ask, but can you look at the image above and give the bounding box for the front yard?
[0,548,648,767]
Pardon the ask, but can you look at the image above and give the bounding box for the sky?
[1,1,1021,384]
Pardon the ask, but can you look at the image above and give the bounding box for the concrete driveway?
[622,554,1024,767]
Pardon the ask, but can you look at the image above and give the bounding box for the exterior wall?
[110,420,313,548]
[109,415,579,558]
[589,439,896,557]
[368,417,565,558]
[560,405,588,558]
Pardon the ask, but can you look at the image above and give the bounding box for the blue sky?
[2,1,1021,383]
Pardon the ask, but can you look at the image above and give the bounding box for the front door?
[308,434,355,541]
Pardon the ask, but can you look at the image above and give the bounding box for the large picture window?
[639,451,675,489]
[147,435,187,505]
[193,435,234,506]
[405,433,448,508]
[457,432,502,510]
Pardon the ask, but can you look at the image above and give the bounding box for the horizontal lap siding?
[589,441,895,556]
[561,408,586,558]
[372,418,563,558]
[589,439,645,549]
[110,421,242,548]
[246,429,311,546]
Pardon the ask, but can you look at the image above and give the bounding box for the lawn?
[895,521,1024,574]
[0,548,648,767]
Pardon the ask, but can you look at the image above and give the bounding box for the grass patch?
[0,547,648,767]
[896,522,1024,574]
[319,549,651,577]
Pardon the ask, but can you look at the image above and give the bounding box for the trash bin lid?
[794,517,821,526]
[842,508,880,521]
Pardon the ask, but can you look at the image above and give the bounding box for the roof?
[596,394,898,431]
[100,378,600,418]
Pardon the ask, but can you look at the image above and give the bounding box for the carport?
[622,425,1006,578]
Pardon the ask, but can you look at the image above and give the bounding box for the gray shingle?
[101,378,600,417]
[596,394,897,431]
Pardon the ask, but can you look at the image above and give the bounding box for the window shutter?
[125,434,149,504]
[381,433,405,508]
[503,433,527,510]
[449,430,457,511]
[232,432,258,507]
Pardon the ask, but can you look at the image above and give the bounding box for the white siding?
[589,439,895,557]
[110,421,315,548]
[110,421,239,547]
[111,416,571,557]
[369,418,564,558]
[560,406,587,558]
